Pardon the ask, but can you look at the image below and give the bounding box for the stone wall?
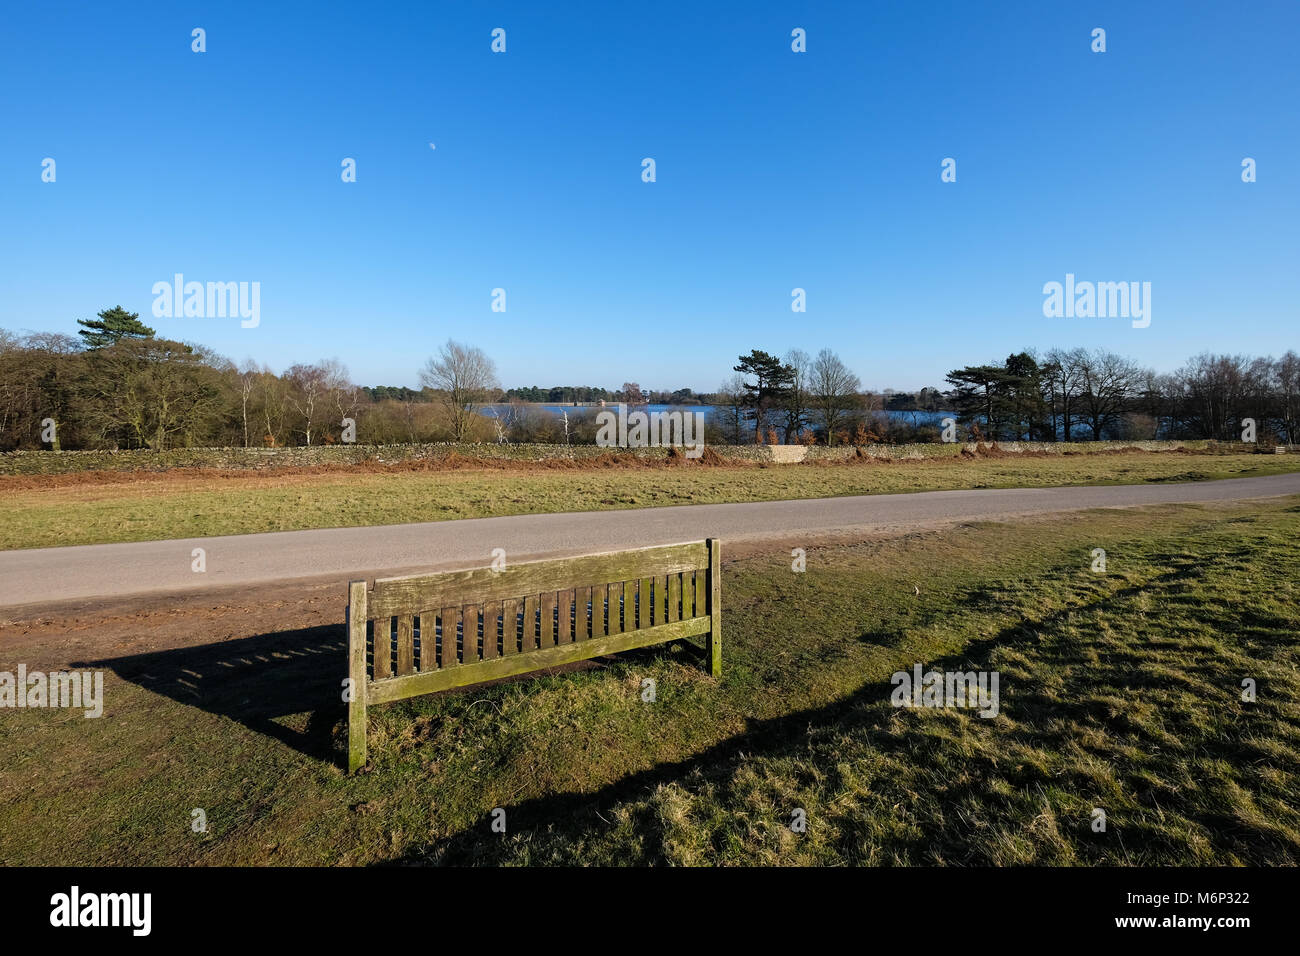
[804,439,1210,463]
[0,439,1215,476]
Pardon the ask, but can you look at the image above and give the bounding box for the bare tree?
[237,360,260,447]
[782,348,812,442]
[285,363,330,445]
[1168,353,1260,440]
[809,348,861,445]
[321,358,359,441]
[256,367,290,446]
[714,373,748,445]
[1076,348,1141,439]
[1276,351,1300,445]
[418,340,499,442]
[1043,347,1089,440]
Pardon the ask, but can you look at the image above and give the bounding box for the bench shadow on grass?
[75,625,348,763]
[386,569,1300,866]
[71,624,669,768]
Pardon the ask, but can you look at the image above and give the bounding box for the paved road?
[2,473,1298,609]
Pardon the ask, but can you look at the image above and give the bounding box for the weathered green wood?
[370,541,709,619]
[552,589,566,644]
[373,616,392,681]
[442,607,461,668]
[491,598,512,658]
[396,615,416,676]
[368,616,713,703]
[469,605,484,663]
[707,539,722,677]
[350,540,720,771]
[347,581,368,773]
[541,591,555,646]
[566,588,579,641]
[578,586,592,640]
[417,613,436,671]
[521,595,536,652]
[638,577,653,628]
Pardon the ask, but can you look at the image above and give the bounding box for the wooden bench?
[346,539,721,772]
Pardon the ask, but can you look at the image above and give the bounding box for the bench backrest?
[346,538,721,771]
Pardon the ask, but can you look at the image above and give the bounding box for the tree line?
[716,346,1299,446]
[1,308,1296,450]
[944,348,1300,444]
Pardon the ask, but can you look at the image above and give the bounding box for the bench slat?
[540,591,555,647]
[417,612,435,671]
[369,616,714,703]
[639,574,655,629]
[579,586,592,640]
[396,615,416,676]
[522,595,537,652]
[597,584,609,638]
[469,605,484,663]
[369,541,709,619]
[374,618,393,681]
[442,607,461,668]
[501,602,511,658]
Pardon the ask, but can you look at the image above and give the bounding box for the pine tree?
[734,350,795,443]
[76,306,156,349]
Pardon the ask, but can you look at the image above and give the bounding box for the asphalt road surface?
[2,473,1298,609]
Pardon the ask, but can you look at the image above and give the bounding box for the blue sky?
[2,1,1296,392]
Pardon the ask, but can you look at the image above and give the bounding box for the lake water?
[483,404,953,426]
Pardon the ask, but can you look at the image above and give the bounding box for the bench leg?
[707,538,722,678]
[347,581,368,773]
[347,694,367,773]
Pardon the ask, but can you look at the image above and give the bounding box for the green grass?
[2,496,1298,865]
[2,451,1299,550]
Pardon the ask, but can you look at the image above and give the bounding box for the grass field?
[2,450,1299,550]
[2,496,1297,865]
